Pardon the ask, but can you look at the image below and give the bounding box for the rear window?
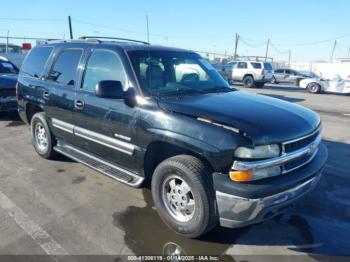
[21,46,53,78]
[250,62,262,69]
[263,63,273,70]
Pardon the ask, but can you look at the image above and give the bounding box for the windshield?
[0,61,19,74]
[127,50,232,97]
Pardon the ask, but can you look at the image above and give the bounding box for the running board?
[54,142,144,187]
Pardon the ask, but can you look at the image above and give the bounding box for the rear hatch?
[263,63,273,79]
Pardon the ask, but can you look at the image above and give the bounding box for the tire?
[271,76,278,84]
[151,155,218,238]
[243,75,255,88]
[307,83,321,94]
[31,112,57,159]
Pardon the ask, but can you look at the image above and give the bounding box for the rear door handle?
[43,91,50,99]
[74,100,85,109]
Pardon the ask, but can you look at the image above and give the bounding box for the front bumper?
[214,143,327,228]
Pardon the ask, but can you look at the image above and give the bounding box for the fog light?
[229,171,253,182]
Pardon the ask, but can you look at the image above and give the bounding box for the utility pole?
[265,38,270,62]
[5,30,9,54]
[233,33,239,60]
[146,15,150,43]
[347,47,350,59]
[330,40,337,62]
[288,49,291,66]
[68,16,73,39]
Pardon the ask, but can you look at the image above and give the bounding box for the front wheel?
[307,83,321,94]
[151,155,218,238]
[31,112,57,159]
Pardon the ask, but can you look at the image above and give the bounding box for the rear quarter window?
[20,46,53,78]
[250,62,262,69]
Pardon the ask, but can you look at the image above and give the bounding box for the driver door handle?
[74,100,85,109]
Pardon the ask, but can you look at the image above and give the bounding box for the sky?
[1,0,350,62]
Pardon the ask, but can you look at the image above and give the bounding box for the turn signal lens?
[229,171,253,182]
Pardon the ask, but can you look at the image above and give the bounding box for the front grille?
[282,129,320,173]
[283,130,319,153]
[284,154,313,172]
[0,89,16,98]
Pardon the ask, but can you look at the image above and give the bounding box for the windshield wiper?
[202,86,235,93]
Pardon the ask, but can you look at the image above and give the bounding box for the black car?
[272,68,308,86]
[17,37,327,238]
[0,57,19,112]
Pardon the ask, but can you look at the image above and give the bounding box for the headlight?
[234,144,280,159]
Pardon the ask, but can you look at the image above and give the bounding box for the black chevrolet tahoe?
[17,37,327,238]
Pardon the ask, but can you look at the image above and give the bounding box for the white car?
[299,75,350,94]
[229,61,274,88]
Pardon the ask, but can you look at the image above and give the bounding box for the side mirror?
[95,80,124,99]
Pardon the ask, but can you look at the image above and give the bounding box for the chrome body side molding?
[52,118,74,134]
[51,118,135,156]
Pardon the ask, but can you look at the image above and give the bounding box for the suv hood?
[159,91,320,144]
[0,74,18,89]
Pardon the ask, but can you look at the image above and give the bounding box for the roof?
[39,38,193,53]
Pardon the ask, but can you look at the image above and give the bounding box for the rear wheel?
[307,83,321,94]
[243,75,255,88]
[151,155,218,238]
[31,112,57,159]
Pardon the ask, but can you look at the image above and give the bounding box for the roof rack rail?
[78,36,149,45]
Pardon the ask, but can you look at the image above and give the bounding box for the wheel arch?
[143,140,216,182]
[26,102,44,124]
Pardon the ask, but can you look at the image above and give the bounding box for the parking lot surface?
[0,84,349,260]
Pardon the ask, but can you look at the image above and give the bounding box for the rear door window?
[48,49,83,87]
[237,62,247,69]
[20,46,53,78]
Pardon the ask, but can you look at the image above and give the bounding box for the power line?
[0,17,63,22]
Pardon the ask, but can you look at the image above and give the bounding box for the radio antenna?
[146,15,150,44]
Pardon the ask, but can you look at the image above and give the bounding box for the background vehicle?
[272,68,308,86]
[230,61,273,88]
[0,56,19,113]
[17,38,327,238]
[299,75,350,94]
[299,70,320,79]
